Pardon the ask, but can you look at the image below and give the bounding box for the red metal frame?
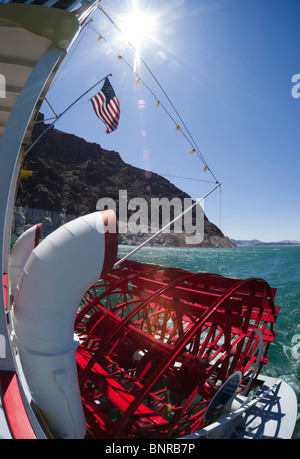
[75,260,278,439]
[0,372,37,439]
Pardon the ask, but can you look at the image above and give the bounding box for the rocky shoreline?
[13,205,234,248]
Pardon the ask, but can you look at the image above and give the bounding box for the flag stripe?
[95,93,110,126]
[92,94,109,128]
[106,103,119,130]
[95,93,112,129]
[93,93,118,132]
[91,78,120,134]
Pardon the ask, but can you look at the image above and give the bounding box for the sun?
[120,10,155,51]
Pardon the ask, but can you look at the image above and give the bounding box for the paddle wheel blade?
[74,259,278,439]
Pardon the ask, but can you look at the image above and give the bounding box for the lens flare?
[120,11,155,50]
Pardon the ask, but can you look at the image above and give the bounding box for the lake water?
[117,244,300,438]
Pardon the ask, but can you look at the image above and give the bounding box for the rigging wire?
[49,18,92,91]
[159,173,216,184]
[217,183,223,272]
[89,23,214,179]
[25,73,112,156]
[113,182,221,269]
[88,24,186,130]
[97,5,220,184]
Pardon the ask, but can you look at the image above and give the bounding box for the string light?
[90,22,219,182]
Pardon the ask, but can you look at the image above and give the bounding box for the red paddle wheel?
[74,260,278,439]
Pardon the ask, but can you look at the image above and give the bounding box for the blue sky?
[41,0,300,242]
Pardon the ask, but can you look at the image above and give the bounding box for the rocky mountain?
[14,114,234,248]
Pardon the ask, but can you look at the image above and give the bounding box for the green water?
[118,245,300,438]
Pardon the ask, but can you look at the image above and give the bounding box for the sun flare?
[120,11,155,51]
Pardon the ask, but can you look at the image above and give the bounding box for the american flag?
[91,78,120,133]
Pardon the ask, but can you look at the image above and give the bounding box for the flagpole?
[25,73,112,156]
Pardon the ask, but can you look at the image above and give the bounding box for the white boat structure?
[0,0,297,439]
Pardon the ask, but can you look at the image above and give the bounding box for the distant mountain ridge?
[14,114,234,248]
[231,239,300,247]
